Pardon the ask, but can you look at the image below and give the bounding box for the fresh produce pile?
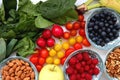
[0,0,120,80]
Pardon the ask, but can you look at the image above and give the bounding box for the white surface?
[0,0,114,80]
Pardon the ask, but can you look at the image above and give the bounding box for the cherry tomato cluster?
[29,48,49,72]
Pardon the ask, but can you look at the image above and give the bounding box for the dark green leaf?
[0,38,6,62]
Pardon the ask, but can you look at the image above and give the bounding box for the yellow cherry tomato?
[62,42,70,50]
[76,36,83,43]
[46,57,53,64]
[57,51,65,58]
[49,49,56,57]
[54,44,62,51]
[69,37,76,45]
[54,58,60,65]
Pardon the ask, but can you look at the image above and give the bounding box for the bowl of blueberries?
[86,8,120,50]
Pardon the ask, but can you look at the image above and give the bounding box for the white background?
[0,0,111,80]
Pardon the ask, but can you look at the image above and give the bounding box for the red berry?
[79,29,85,37]
[76,74,81,79]
[90,64,95,69]
[69,74,77,80]
[74,70,78,74]
[42,29,52,39]
[86,73,92,80]
[82,52,90,61]
[81,73,86,78]
[85,65,90,71]
[78,15,84,21]
[76,53,83,61]
[73,21,81,30]
[92,58,99,65]
[69,57,77,65]
[81,61,86,67]
[81,21,85,29]
[79,67,84,73]
[66,66,74,75]
[74,43,83,50]
[89,69,93,75]
[93,67,100,75]
[75,63,81,70]
[87,58,92,65]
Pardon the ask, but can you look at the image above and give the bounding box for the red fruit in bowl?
[42,29,52,39]
[36,37,46,48]
[82,52,90,61]
[81,61,86,67]
[69,57,77,65]
[76,53,83,61]
[84,65,90,71]
[87,58,92,65]
[70,74,77,80]
[76,74,81,79]
[47,38,55,47]
[92,58,99,65]
[86,73,92,80]
[52,24,63,38]
[93,67,100,75]
[66,66,74,75]
[75,63,81,70]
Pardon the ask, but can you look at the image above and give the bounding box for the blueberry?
[105,38,110,43]
[108,21,114,25]
[109,33,113,36]
[94,25,99,30]
[99,22,104,27]
[100,13,105,18]
[105,23,109,27]
[92,37,97,42]
[98,29,102,33]
[112,29,117,33]
[115,33,119,38]
[109,25,114,29]
[94,14,99,18]
[101,31,106,37]
[95,21,99,25]
[88,22,94,27]
[103,11,108,15]
[90,17,96,22]
[106,28,111,33]
[106,16,111,20]
[104,20,107,23]
[88,27,93,31]
[113,17,117,22]
[96,41,101,45]
[115,24,120,30]
[89,33,94,38]
[101,42,105,46]
[100,18,104,22]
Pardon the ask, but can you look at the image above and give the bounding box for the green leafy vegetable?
[14,37,35,57]
[37,0,76,19]
[6,39,17,57]
[0,38,6,62]
[51,8,78,24]
[35,15,53,28]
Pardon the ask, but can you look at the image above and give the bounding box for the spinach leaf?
[37,0,76,19]
[6,39,17,58]
[0,38,6,62]
[35,15,53,28]
[51,8,78,24]
[14,37,35,57]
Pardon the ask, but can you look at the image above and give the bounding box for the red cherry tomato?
[81,21,85,29]
[65,22,73,30]
[30,56,39,65]
[40,48,49,58]
[61,57,67,65]
[39,57,45,65]
[78,15,84,21]
[63,32,70,39]
[36,65,43,72]
[65,48,75,57]
[73,21,81,30]
[70,30,77,36]
[82,38,91,47]
[79,29,85,37]
[74,43,83,50]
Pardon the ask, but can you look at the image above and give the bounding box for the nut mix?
[106,47,120,79]
[0,59,35,80]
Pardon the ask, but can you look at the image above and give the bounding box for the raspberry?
[92,58,99,65]
[75,63,81,70]
[76,74,81,79]
[86,73,92,80]
[87,58,92,65]
[89,69,93,75]
[79,67,84,73]
[70,74,77,80]
[81,73,86,78]
[85,65,90,71]
[76,53,83,61]
[93,67,100,75]
[90,64,95,69]
[66,66,74,75]
[81,61,86,66]
[74,70,78,74]
[69,57,77,65]
[82,52,90,61]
